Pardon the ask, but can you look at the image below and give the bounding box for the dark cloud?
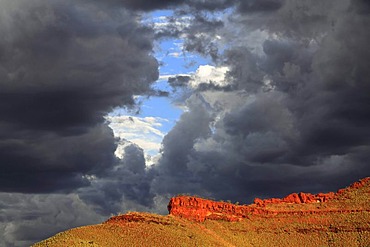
[154,12,225,62]
[224,47,265,92]
[151,0,370,205]
[237,0,283,13]
[0,193,104,247]
[168,75,191,88]
[0,125,117,193]
[79,143,155,214]
[114,0,185,11]
[0,0,160,243]
[2,0,370,246]
[151,95,212,196]
[118,0,235,11]
[0,0,158,192]
[181,14,225,61]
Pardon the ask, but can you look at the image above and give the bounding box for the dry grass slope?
[33,178,370,247]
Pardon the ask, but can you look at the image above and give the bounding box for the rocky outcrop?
[35,177,370,246]
[168,177,370,222]
[168,196,253,222]
[253,191,335,206]
[338,176,370,193]
[169,197,232,222]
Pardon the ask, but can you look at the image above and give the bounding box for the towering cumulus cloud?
[1,0,370,246]
[153,0,370,202]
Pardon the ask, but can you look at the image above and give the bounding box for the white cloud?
[152,15,192,33]
[159,65,230,88]
[189,65,230,88]
[106,116,168,158]
[168,52,181,58]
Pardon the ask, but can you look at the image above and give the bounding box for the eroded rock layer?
[168,177,370,222]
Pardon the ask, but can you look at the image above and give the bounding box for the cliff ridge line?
[167,177,370,222]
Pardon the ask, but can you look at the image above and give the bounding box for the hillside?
[33,178,370,246]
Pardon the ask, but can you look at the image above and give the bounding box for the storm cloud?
[0,0,160,244]
[0,0,158,192]
[1,0,370,246]
[152,0,370,203]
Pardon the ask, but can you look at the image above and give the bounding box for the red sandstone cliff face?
[253,191,335,206]
[168,196,253,222]
[168,177,370,222]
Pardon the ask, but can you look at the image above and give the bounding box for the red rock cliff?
[253,191,335,206]
[168,177,370,222]
[168,196,255,222]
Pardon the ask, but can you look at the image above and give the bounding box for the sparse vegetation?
[33,178,370,247]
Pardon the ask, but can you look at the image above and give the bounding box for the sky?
[0,0,370,246]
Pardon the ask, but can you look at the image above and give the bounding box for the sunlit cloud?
[106,115,168,158]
